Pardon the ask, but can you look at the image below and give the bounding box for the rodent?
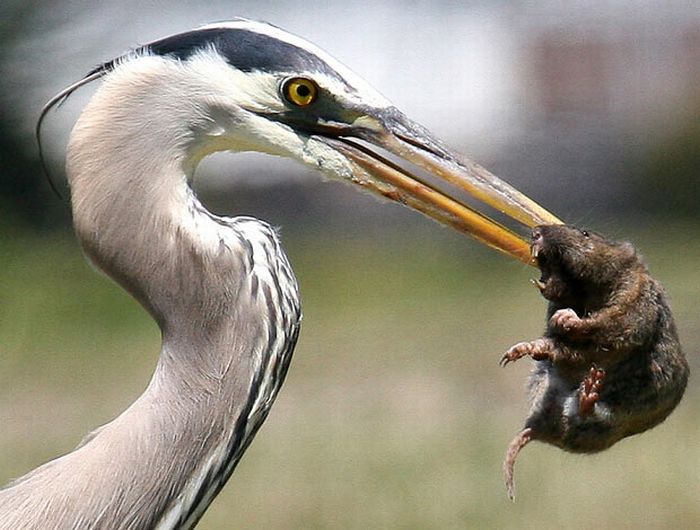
[500,224,689,500]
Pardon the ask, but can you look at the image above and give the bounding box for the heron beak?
[314,109,562,265]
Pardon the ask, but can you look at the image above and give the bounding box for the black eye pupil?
[283,78,317,105]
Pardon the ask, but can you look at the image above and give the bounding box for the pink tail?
[504,427,536,501]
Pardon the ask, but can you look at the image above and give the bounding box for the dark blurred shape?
[0,121,62,230]
[0,0,70,231]
[637,101,700,218]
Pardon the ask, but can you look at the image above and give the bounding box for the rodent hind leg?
[500,337,558,367]
[578,366,605,418]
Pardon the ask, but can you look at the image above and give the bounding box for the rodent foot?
[579,366,605,417]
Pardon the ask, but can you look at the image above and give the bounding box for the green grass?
[1,224,698,529]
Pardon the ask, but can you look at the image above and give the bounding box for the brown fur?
[501,225,688,499]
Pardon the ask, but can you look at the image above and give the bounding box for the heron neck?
[66,59,232,327]
[52,58,301,528]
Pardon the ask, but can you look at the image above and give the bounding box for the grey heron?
[1,19,560,529]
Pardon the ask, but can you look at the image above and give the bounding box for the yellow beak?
[315,110,562,265]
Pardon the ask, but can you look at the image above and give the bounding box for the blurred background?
[1,1,699,528]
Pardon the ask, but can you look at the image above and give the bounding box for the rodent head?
[531,224,638,304]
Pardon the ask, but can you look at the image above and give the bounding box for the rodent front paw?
[500,338,552,367]
[549,308,581,333]
[500,342,532,367]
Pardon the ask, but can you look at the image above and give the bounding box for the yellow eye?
[282,77,319,107]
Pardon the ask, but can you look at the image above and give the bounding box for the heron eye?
[282,77,319,107]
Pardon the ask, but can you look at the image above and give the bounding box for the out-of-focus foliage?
[1,227,699,529]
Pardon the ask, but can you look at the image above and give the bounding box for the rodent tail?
[504,427,536,501]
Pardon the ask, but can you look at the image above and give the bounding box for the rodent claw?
[549,308,580,332]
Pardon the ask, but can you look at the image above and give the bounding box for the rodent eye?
[282,77,319,107]
[581,230,590,237]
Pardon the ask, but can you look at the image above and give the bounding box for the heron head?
[41,19,562,263]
